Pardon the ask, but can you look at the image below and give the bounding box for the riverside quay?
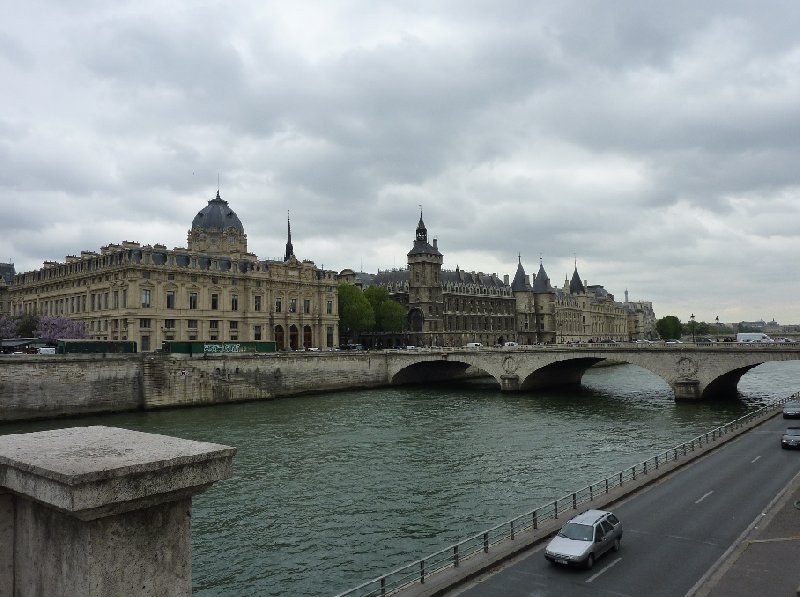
[2,343,800,422]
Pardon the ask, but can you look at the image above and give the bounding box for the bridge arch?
[385,346,800,401]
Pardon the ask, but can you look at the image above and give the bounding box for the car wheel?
[613,537,621,552]
[586,554,594,570]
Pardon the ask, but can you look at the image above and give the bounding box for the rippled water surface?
[2,361,798,596]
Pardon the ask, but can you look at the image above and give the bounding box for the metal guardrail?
[334,395,796,597]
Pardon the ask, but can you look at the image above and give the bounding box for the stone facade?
[5,193,339,351]
[345,217,655,347]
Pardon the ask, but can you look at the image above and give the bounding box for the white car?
[544,509,622,569]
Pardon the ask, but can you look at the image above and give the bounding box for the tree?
[15,313,39,338]
[338,284,375,340]
[35,316,88,343]
[363,285,407,332]
[655,315,682,340]
[0,315,16,340]
[376,299,407,332]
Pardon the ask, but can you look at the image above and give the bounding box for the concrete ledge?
[0,425,236,596]
[0,426,235,519]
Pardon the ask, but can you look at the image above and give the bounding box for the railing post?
[644,460,648,474]
[619,471,623,486]
[572,492,577,509]
[453,545,459,567]
[590,484,594,501]
[483,532,489,553]
[632,466,636,481]
[655,454,659,469]
[510,520,515,540]
[420,560,425,584]
[381,577,386,596]
[554,500,559,519]
[605,478,609,493]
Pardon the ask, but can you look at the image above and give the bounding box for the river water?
[2,361,799,596]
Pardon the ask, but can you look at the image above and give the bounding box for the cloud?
[1,1,799,324]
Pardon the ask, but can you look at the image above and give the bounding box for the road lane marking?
[695,490,713,504]
[586,557,622,583]
[751,456,761,463]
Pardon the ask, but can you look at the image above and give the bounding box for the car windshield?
[786,429,800,437]
[558,522,593,541]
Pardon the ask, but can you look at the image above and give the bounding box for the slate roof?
[533,261,553,293]
[569,266,585,294]
[0,263,14,284]
[407,216,441,257]
[511,257,529,291]
[191,191,245,234]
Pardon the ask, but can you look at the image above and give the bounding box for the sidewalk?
[691,468,800,597]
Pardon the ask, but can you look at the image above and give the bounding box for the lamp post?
[690,313,696,343]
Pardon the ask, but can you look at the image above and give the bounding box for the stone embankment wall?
[0,352,391,422]
[0,354,143,421]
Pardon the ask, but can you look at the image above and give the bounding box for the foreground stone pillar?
[0,426,235,597]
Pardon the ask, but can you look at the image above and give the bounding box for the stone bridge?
[386,344,800,401]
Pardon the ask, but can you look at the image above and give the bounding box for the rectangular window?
[139,318,151,329]
[104,293,109,309]
[254,295,262,312]
[303,299,311,314]
[121,290,126,309]
[189,292,198,309]
[141,335,150,351]
[231,294,238,311]
[254,325,262,340]
[211,293,219,310]
[113,291,119,309]
[209,320,219,330]
[164,319,176,329]
[230,321,238,330]
[142,271,150,279]
[326,326,334,348]
[275,298,282,313]
[187,319,198,329]
[141,289,151,308]
[290,298,297,313]
[326,301,333,315]
[166,291,176,309]
[167,273,175,280]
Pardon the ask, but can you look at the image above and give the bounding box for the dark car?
[781,427,800,449]
[544,509,622,569]
[783,402,800,419]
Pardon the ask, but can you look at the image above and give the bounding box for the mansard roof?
[191,191,245,234]
[0,262,15,284]
[533,261,553,293]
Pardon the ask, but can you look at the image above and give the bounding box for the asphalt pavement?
[690,465,800,597]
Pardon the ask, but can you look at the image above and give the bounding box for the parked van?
[736,333,774,343]
[465,342,483,348]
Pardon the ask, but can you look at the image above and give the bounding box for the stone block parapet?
[0,426,236,596]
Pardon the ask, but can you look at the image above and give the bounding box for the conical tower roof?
[533,259,553,293]
[569,263,585,294]
[511,255,528,291]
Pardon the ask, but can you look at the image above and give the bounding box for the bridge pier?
[500,374,520,392]
[672,379,702,401]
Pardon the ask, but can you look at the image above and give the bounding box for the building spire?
[284,210,294,262]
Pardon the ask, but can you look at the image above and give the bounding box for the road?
[452,415,800,596]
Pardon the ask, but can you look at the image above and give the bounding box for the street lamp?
[690,313,696,343]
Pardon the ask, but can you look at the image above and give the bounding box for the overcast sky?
[2,1,798,325]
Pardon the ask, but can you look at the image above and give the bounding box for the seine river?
[2,361,799,596]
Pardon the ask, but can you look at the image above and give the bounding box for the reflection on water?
[1,361,798,596]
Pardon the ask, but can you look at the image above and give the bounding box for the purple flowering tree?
[0,315,16,340]
[34,316,89,343]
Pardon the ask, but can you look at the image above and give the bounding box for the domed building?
[6,192,339,351]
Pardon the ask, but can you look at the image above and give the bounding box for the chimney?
[503,274,509,285]
[432,238,438,250]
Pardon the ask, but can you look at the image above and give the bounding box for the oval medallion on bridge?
[503,356,518,374]
[676,357,698,378]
